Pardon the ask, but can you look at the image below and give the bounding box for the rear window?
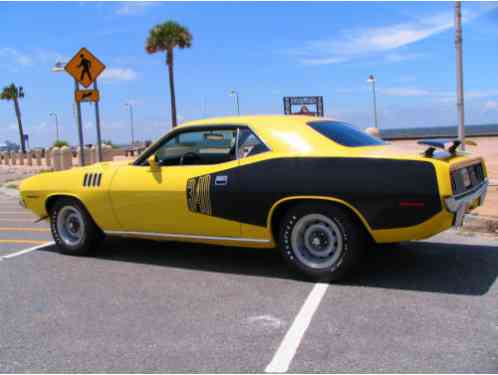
[308,121,384,147]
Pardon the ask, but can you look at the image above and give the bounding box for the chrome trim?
[445,179,488,213]
[104,230,271,243]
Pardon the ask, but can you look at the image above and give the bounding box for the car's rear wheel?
[50,198,103,255]
[278,202,365,281]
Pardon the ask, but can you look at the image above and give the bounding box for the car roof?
[181,114,334,128]
[180,115,341,154]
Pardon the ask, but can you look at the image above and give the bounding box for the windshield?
[308,121,385,147]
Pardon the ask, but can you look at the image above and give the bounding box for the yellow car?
[19,115,488,280]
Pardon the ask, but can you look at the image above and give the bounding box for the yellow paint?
[19,115,488,248]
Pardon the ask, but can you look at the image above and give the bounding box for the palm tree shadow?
[41,238,498,296]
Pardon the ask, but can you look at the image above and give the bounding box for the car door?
[109,126,241,238]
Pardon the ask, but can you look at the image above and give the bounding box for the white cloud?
[483,100,498,112]
[101,68,138,81]
[116,2,156,15]
[294,6,490,66]
[378,87,498,100]
[380,88,434,97]
[384,52,423,63]
[0,48,33,66]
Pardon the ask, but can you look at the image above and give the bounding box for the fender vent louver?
[83,173,102,187]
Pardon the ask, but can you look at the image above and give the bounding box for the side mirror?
[147,154,159,171]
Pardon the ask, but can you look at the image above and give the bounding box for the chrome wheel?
[290,213,343,269]
[56,206,85,247]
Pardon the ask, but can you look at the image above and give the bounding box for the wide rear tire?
[278,202,366,281]
[50,198,103,255]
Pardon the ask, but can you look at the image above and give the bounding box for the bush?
[103,140,119,149]
[53,140,69,148]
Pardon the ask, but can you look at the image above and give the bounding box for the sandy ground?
[391,137,498,217]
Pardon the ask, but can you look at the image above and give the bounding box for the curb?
[463,213,498,234]
[0,185,20,199]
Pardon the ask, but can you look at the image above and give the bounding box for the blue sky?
[1,1,498,147]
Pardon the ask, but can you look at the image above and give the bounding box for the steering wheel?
[179,152,201,165]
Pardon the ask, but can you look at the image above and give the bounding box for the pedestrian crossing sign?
[65,47,106,88]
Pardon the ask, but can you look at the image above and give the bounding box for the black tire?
[49,197,103,255]
[278,202,366,281]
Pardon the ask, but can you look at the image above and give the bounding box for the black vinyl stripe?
[83,173,89,187]
[204,157,442,230]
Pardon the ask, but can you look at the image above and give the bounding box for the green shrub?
[53,140,69,148]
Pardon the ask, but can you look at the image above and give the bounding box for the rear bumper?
[444,179,488,226]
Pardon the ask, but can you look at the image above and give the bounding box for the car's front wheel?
[279,202,365,281]
[50,198,103,255]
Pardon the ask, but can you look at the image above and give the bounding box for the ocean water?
[380,123,498,140]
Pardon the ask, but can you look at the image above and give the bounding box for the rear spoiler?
[418,138,476,157]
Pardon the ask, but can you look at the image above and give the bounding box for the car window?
[308,121,384,147]
[154,129,237,166]
[237,128,270,159]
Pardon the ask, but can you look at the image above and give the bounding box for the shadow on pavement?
[40,238,498,295]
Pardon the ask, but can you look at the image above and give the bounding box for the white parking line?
[0,241,55,260]
[265,282,329,373]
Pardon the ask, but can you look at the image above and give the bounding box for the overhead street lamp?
[52,61,85,165]
[124,102,135,146]
[49,112,60,141]
[229,90,240,116]
[367,74,379,129]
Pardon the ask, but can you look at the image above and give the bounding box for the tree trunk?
[167,49,177,128]
[13,97,26,153]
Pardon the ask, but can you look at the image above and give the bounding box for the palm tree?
[145,21,192,128]
[1,83,26,153]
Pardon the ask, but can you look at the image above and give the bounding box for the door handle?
[215,175,228,186]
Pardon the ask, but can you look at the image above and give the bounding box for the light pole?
[125,102,135,146]
[52,61,85,165]
[367,75,379,129]
[49,112,60,141]
[229,90,240,115]
[455,1,465,151]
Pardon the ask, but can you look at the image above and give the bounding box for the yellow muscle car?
[19,115,488,280]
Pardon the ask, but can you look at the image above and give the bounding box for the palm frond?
[145,21,192,54]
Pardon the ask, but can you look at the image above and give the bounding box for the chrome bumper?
[444,179,488,226]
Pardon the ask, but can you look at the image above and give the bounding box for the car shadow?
[40,237,498,296]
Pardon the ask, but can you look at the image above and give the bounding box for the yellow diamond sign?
[65,47,106,88]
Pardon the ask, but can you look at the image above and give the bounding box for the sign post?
[74,79,85,166]
[65,47,106,164]
[93,80,103,162]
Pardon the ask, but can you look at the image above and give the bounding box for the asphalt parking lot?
[1,191,497,372]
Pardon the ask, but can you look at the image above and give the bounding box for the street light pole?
[367,75,379,129]
[230,90,240,116]
[125,102,135,146]
[455,1,465,151]
[49,112,60,141]
[52,61,85,165]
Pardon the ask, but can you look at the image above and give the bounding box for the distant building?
[0,141,20,152]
